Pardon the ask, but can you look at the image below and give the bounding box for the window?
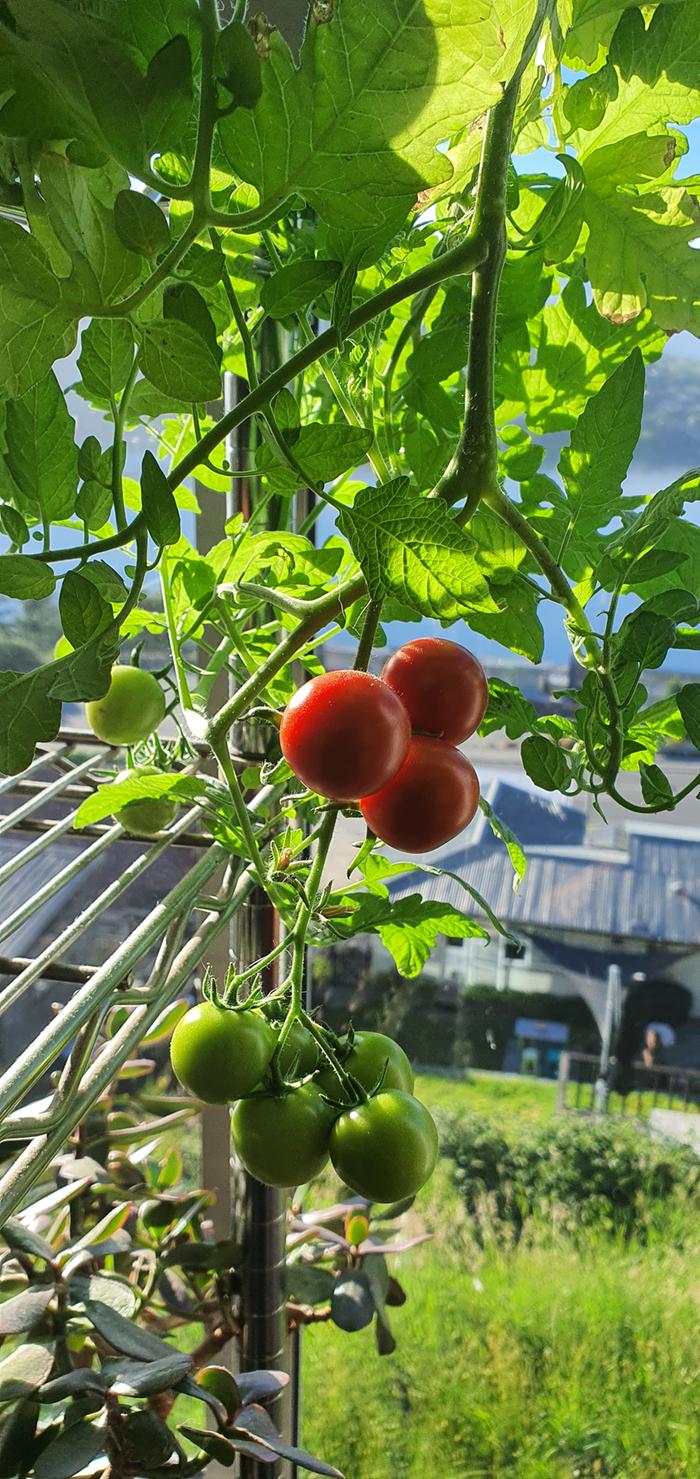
[505,941,527,961]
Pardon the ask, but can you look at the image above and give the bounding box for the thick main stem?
[434,88,518,515]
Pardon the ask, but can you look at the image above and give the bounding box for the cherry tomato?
[360,736,479,853]
[330,1090,439,1202]
[111,764,179,837]
[231,1084,336,1187]
[280,669,411,802]
[315,1031,413,1099]
[260,1006,319,1078]
[381,638,488,744]
[85,665,165,747]
[170,1002,275,1104]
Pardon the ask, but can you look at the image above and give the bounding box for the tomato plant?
[0,0,698,1465]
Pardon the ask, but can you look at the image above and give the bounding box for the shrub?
[441,1112,700,1240]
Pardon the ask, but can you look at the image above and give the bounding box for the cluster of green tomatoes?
[170,1001,438,1202]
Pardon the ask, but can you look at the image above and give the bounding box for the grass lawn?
[301,1070,700,1479]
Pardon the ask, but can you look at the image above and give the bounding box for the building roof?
[385,780,700,949]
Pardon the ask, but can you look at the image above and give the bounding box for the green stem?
[210,735,280,900]
[109,355,138,532]
[274,807,341,1068]
[208,573,366,747]
[382,288,436,472]
[484,485,601,668]
[160,548,193,712]
[223,936,291,1003]
[354,598,383,671]
[97,219,199,318]
[434,88,519,515]
[169,231,488,492]
[608,772,700,814]
[26,512,146,564]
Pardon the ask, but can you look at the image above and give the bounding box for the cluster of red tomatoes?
[170,1002,438,1201]
[280,638,488,853]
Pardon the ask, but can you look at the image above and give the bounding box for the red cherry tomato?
[280,669,411,802]
[381,638,488,744]
[360,736,480,853]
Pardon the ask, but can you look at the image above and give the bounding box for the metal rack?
[0,728,265,1222]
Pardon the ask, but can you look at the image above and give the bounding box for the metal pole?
[594,963,621,1115]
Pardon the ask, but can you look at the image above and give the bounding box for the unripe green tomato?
[111,764,179,837]
[85,665,165,747]
[170,1002,275,1104]
[196,1365,241,1417]
[315,1031,413,1100]
[330,1090,438,1202]
[277,1019,320,1078]
[231,1084,336,1187]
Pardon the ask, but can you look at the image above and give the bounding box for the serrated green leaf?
[164,281,221,366]
[5,370,78,524]
[74,771,204,829]
[339,480,496,619]
[260,259,341,320]
[479,679,539,740]
[140,450,180,547]
[581,134,700,333]
[220,0,529,243]
[0,557,55,601]
[39,154,142,304]
[140,319,222,402]
[521,735,572,792]
[617,610,675,671]
[5,0,147,172]
[0,217,74,399]
[0,504,28,548]
[257,422,373,494]
[78,318,134,402]
[558,350,644,539]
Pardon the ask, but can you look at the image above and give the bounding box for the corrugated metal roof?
[386,781,700,947]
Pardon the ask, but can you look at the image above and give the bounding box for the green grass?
[301,1071,700,1479]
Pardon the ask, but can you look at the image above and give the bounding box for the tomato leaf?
[140,450,181,548]
[339,480,497,620]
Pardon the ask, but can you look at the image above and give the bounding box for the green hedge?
[441,1112,700,1239]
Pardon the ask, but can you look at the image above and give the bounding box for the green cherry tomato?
[277,1019,320,1079]
[315,1031,413,1100]
[85,665,166,747]
[330,1090,438,1202]
[111,764,179,837]
[170,1002,275,1104]
[231,1084,336,1187]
